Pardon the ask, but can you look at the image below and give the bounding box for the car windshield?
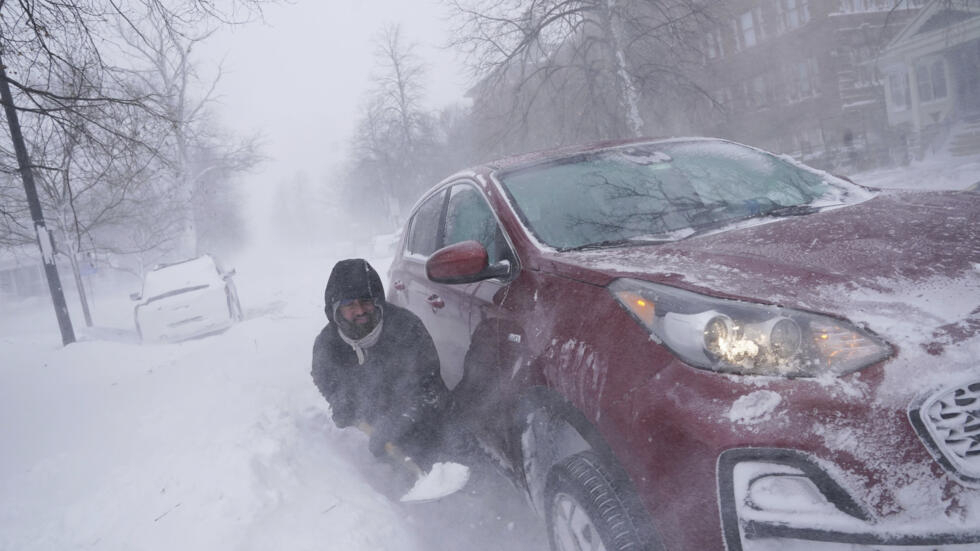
[498,140,864,250]
[142,256,221,299]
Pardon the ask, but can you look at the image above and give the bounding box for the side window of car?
[444,184,512,266]
[406,191,445,257]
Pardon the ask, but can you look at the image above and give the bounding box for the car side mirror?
[426,240,510,284]
[130,292,142,301]
[223,268,237,279]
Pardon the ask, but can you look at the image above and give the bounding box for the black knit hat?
[324,258,385,323]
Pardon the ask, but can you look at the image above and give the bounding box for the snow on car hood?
[559,189,980,397]
[554,189,980,527]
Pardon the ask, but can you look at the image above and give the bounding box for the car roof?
[150,254,216,272]
[480,136,715,173]
[411,136,730,216]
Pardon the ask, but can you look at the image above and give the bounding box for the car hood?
[549,190,980,398]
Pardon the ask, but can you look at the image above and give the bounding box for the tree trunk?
[68,251,93,327]
[603,0,645,137]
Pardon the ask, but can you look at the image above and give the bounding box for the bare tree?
[0,0,269,341]
[349,25,438,228]
[0,56,185,326]
[0,1,269,136]
[447,0,712,153]
[114,5,263,258]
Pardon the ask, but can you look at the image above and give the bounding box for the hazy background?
[202,0,469,231]
[2,2,979,549]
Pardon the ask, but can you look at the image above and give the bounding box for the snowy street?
[2,0,980,548]
[1,155,977,550]
[0,251,546,551]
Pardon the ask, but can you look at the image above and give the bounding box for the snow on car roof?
[142,255,222,299]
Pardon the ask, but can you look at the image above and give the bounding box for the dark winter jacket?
[311,259,450,458]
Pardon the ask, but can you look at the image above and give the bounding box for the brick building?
[694,0,925,170]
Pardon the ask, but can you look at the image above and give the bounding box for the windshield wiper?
[759,204,823,217]
[561,235,682,251]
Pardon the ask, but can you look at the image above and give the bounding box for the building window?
[915,59,947,103]
[778,0,810,33]
[754,6,767,41]
[850,47,877,87]
[740,11,757,49]
[787,58,819,102]
[704,28,724,60]
[752,75,769,108]
[888,71,911,110]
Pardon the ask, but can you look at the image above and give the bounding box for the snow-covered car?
[131,254,243,343]
[387,137,980,550]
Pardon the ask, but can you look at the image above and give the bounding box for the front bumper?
[135,286,234,342]
[718,448,980,551]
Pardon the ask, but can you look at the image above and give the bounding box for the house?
[878,0,980,159]
[694,0,926,171]
[0,245,46,301]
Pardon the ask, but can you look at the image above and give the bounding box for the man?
[311,258,451,472]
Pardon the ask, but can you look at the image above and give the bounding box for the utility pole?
[0,54,76,345]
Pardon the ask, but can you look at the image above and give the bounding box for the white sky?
[204,0,470,187]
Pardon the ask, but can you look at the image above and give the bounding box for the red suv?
[386,138,980,551]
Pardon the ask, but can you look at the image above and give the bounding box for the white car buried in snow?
[131,254,243,343]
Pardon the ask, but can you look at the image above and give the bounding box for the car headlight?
[609,279,891,377]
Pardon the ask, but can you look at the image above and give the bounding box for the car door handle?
[426,294,445,309]
[393,280,406,291]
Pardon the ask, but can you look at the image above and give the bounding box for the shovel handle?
[385,442,424,478]
[355,423,424,477]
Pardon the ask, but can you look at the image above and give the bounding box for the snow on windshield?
[499,140,865,250]
[142,256,222,299]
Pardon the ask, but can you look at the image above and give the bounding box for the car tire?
[545,451,658,551]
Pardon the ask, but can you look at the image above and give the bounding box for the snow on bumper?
[717,448,980,551]
[909,377,980,487]
[136,286,233,342]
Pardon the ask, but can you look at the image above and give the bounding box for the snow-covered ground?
[850,152,980,191]
[0,247,546,550]
[0,153,976,550]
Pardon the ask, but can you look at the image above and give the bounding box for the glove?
[330,402,356,428]
[368,429,390,457]
[368,414,414,457]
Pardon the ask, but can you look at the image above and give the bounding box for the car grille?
[913,380,980,485]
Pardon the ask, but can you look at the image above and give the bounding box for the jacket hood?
[324,259,385,323]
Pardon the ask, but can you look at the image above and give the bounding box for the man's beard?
[338,307,382,340]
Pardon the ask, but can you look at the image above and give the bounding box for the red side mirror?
[426,241,489,284]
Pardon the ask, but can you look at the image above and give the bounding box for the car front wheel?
[545,451,657,551]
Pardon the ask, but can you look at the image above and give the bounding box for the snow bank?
[0,250,544,551]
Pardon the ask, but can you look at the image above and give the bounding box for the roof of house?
[883,0,980,59]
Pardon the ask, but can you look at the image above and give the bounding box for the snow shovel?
[356,423,470,503]
[383,442,471,504]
